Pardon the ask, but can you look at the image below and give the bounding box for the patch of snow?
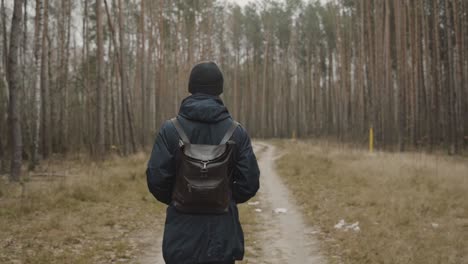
[334,219,346,229]
[334,219,360,232]
[431,223,439,228]
[348,222,360,232]
[248,201,260,206]
[273,208,288,214]
[255,208,263,213]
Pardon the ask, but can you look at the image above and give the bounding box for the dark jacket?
[146,94,260,264]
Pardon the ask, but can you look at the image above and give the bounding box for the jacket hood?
[178,94,231,123]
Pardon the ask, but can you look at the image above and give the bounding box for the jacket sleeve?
[146,121,176,205]
[232,126,260,204]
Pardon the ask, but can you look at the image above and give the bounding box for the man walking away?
[146,61,260,264]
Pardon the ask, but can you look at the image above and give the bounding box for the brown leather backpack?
[171,118,239,214]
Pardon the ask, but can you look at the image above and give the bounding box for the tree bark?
[1,0,7,72]
[41,0,50,158]
[156,0,164,127]
[7,0,24,181]
[452,0,465,151]
[30,0,43,170]
[96,0,105,157]
[59,0,71,154]
[444,0,457,154]
[261,31,270,137]
[139,0,146,146]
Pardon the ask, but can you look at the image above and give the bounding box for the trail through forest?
[251,142,324,264]
[138,142,324,264]
[135,225,164,264]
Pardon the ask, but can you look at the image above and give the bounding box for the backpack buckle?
[200,161,209,176]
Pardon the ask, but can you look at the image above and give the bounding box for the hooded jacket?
[146,94,260,264]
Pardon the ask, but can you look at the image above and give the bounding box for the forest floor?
[0,146,281,264]
[275,139,468,264]
[1,140,466,263]
[0,153,166,264]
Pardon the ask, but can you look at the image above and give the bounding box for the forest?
[1,0,468,181]
[1,1,468,263]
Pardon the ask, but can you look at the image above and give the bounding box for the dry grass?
[0,151,265,263]
[0,153,164,264]
[275,140,468,264]
[238,203,263,263]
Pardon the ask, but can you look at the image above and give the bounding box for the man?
[146,61,260,264]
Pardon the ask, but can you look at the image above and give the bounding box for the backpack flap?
[183,144,227,161]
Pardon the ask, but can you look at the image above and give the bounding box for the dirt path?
[138,142,324,264]
[252,142,324,264]
[135,223,164,264]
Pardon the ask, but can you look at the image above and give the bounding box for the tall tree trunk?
[139,0,146,146]
[444,0,456,154]
[96,0,105,157]
[432,0,442,149]
[421,0,433,150]
[0,62,5,172]
[398,0,407,151]
[81,0,89,151]
[30,0,43,170]
[452,0,465,151]
[261,31,270,137]
[1,0,7,71]
[383,0,392,146]
[41,0,50,158]
[7,0,24,181]
[20,0,29,161]
[118,0,128,154]
[157,0,164,126]
[105,32,112,150]
[60,0,71,154]
[1,0,8,162]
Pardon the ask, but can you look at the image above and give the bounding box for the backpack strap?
[171,118,191,144]
[220,121,239,145]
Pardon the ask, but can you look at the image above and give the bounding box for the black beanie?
[188,62,224,96]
